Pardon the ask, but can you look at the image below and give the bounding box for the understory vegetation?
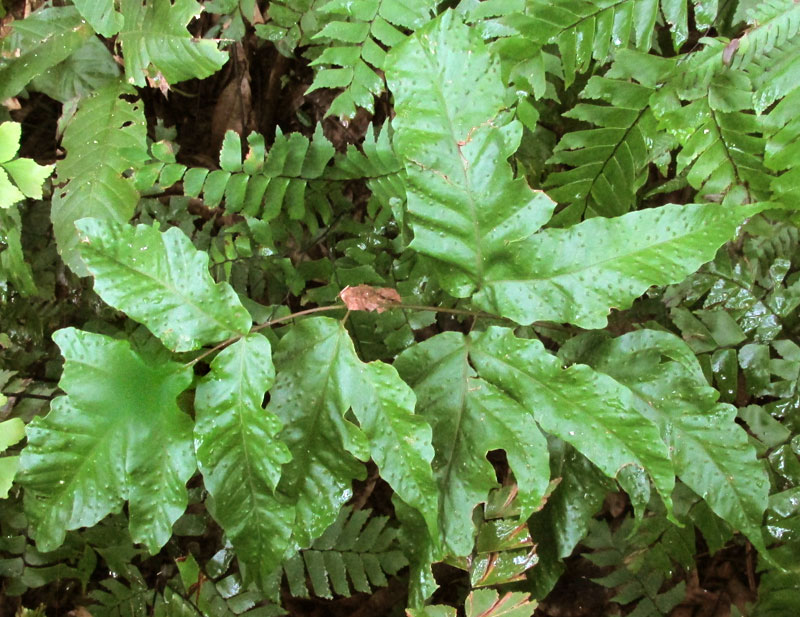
[1,0,800,615]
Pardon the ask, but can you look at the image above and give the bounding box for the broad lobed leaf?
[474,202,769,328]
[194,333,293,589]
[51,81,148,275]
[76,218,252,352]
[386,10,557,298]
[18,329,194,553]
[575,330,770,551]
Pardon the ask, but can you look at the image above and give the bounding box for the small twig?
[184,300,566,367]
[1,391,56,401]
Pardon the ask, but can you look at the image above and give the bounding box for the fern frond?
[330,121,406,216]
[519,0,710,87]
[283,505,408,599]
[51,80,149,275]
[0,6,93,101]
[761,86,800,208]
[742,37,800,113]
[305,0,436,118]
[89,577,150,617]
[665,218,800,345]
[655,44,770,205]
[544,51,673,221]
[256,0,332,56]
[727,0,800,71]
[584,516,693,617]
[137,126,337,238]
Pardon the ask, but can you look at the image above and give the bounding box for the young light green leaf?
[76,218,252,352]
[469,327,675,515]
[52,81,148,275]
[17,329,194,553]
[583,330,770,552]
[395,331,550,556]
[386,10,556,298]
[475,202,768,328]
[194,333,293,588]
[0,121,54,209]
[118,0,228,87]
[0,417,25,499]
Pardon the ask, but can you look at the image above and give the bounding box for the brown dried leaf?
[339,285,402,313]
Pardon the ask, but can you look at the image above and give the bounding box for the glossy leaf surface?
[52,81,148,275]
[194,333,293,588]
[584,330,770,551]
[18,329,194,553]
[76,218,252,352]
[469,327,675,513]
[386,10,556,298]
[475,202,768,328]
[395,331,550,556]
[117,0,227,87]
[268,317,436,554]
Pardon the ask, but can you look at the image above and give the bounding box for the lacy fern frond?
[762,86,800,207]
[654,42,770,205]
[583,516,694,617]
[544,51,673,222]
[283,506,408,599]
[305,0,436,118]
[330,121,406,216]
[726,0,800,71]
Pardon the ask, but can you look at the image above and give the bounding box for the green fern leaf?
[331,121,406,216]
[512,0,710,87]
[469,327,674,516]
[655,43,770,205]
[75,218,252,352]
[387,12,767,327]
[257,0,332,55]
[266,317,436,552]
[527,446,614,599]
[413,589,536,617]
[0,209,36,296]
[176,127,336,236]
[307,0,436,118]
[194,334,293,589]
[474,201,768,328]
[386,10,557,299]
[727,0,800,71]
[545,51,673,220]
[583,516,691,617]
[762,86,800,207]
[284,505,408,598]
[580,330,770,551]
[393,330,553,556]
[0,6,93,101]
[117,0,227,87]
[51,80,148,275]
[17,329,194,553]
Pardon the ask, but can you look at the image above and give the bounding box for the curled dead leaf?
[339,285,402,313]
